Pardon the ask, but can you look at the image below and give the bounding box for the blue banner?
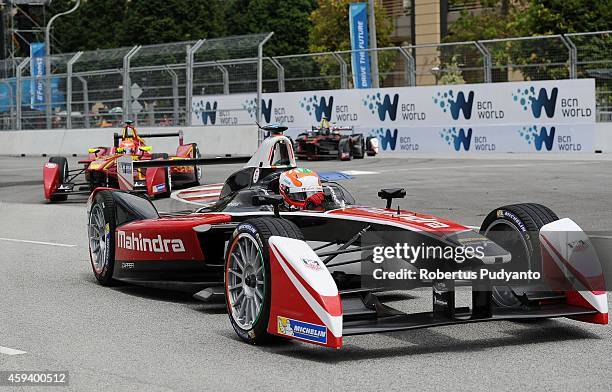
[349,3,372,88]
[30,42,46,110]
[0,78,64,113]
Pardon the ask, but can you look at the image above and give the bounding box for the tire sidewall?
[88,192,116,285]
[224,221,272,344]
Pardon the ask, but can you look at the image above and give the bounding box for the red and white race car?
[86,125,607,349]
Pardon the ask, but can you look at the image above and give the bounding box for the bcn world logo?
[362,93,399,121]
[439,127,472,151]
[300,95,333,121]
[243,98,273,122]
[433,90,474,120]
[370,128,398,151]
[194,100,218,125]
[518,125,556,151]
[512,86,558,118]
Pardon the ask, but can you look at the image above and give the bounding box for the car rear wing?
[116,155,249,191]
[131,156,250,169]
[113,130,185,147]
[311,125,354,132]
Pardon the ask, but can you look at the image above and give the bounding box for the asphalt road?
[0,154,611,391]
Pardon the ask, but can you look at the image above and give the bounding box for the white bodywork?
[268,236,342,338]
[539,218,608,314]
[244,134,296,169]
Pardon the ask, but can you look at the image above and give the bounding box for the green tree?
[445,0,612,81]
[308,0,394,88]
[308,0,392,52]
[49,0,129,52]
[226,0,318,56]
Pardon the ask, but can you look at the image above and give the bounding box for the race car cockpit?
[203,125,355,213]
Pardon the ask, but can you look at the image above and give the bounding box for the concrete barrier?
[0,123,610,156]
[0,125,258,156]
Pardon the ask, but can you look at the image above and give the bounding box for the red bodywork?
[43,124,199,201]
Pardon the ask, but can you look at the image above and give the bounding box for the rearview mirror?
[139,146,152,152]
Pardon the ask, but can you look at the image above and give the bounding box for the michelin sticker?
[277,316,327,344]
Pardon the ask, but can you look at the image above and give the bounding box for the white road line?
[0,237,76,248]
[377,161,596,173]
[0,167,39,173]
[341,170,379,176]
[0,346,26,356]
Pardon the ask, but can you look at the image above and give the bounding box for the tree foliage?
[308,0,394,87]
[46,0,316,56]
[308,0,393,52]
[445,0,612,81]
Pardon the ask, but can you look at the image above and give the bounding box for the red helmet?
[279,168,324,210]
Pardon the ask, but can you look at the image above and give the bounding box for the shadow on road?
[254,320,601,363]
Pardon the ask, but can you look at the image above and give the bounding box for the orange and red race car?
[43,121,202,202]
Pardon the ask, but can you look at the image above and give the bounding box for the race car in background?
[294,118,378,160]
[43,121,202,202]
[85,124,607,349]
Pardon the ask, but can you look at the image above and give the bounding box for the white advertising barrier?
[192,79,596,153]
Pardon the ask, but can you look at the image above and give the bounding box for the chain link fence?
[0,30,611,130]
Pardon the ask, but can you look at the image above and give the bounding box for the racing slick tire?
[88,190,118,286]
[338,137,352,161]
[352,135,366,159]
[225,217,304,345]
[479,203,559,308]
[150,153,171,198]
[48,156,68,202]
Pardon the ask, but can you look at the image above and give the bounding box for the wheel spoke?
[250,298,257,321]
[237,242,248,268]
[231,252,245,272]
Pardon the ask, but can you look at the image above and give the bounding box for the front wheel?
[48,156,68,202]
[88,190,117,286]
[480,203,558,307]
[225,217,303,345]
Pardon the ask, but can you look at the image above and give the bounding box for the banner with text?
[191,79,596,153]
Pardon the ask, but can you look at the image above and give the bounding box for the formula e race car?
[86,125,607,349]
[294,119,378,160]
[43,122,203,201]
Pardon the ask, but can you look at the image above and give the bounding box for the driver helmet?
[279,168,324,210]
[119,139,136,155]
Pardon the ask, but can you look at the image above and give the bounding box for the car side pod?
[539,218,608,324]
[43,162,60,199]
[267,236,343,348]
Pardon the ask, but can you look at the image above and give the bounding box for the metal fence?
[0,30,610,130]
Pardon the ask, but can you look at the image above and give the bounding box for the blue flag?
[349,3,372,88]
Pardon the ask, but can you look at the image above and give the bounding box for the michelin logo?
[277,316,327,344]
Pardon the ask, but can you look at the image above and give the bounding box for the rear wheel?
[225,217,303,345]
[480,203,558,307]
[353,135,365,159]
[88,190,117,286]
[48,156,68,201]
[338,138,352,161]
